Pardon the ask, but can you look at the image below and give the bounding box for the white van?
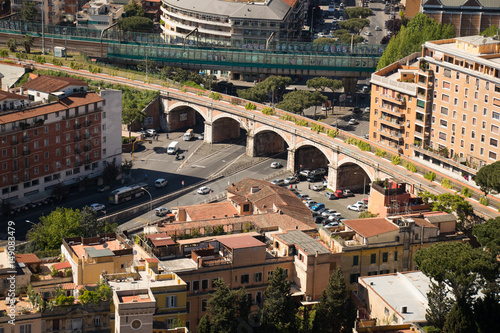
[155,178,168,188]
[167,141,179,154]
[183,129,194,141]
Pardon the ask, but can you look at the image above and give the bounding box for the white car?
[90,203,105,212]
[270,162,283,169]
[297,193,310,200]
[364,107,370,113]
[321,209,337,217]
[375,25,381,31]
[305,200,318,208]
[364,31,372,36]
[348,119,359,125]
[326,221,339,228]
[197,186,211,194]
[299,170,311,177]
[146,129,157,137]
[284,176,297,184]
[271,179,285,186]
[312,184,324,191]
[348,203,364,211]
[155,178,168,188]
[328,213,343,221]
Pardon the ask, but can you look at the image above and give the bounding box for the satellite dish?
[103,243,108,248]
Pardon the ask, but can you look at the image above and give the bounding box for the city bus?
[109,182,148,204]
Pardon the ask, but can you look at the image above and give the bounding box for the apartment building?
[0,75,122,207]
[370,35,500,178]
[11,0,64,25]
[160,0,306,44]
[77,0,124,28]
[319,211,468,291]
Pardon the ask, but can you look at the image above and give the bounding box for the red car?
[334,190,344,198]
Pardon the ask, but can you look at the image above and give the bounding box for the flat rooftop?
[160,258,198,273]
[359,271,430,323]
[273,230,330,255]
[119,294,152,303]
[70,239,124,258]
[109,270,181,290]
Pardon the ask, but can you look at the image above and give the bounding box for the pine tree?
[443,301,477,333]
[208,279,238,333]
[312,269,356,333]
[262,267,297,333]
[426,281,453,330]
[197,314,211,333]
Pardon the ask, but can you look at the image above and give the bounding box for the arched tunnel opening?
[337,163,371,193]
[295,146,329,173]
[253,130,289,157]
[212,117,247,144]
[168,106,205,134]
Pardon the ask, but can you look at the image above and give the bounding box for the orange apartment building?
[0,75,122,208]
[370,35,500,179]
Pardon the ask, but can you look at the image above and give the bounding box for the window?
[94,317,101,327]
[385,307,390,316]
[186,281,190,291]
[464,88,468,97]
[490,138,498,147]
[166,295,177,308]
[460,140,464,148]
[475,91,478,100]
[394,251,398,261]
[56,149,60,156]
[455,84,459,93]
[102,124,106,131]
[492,111,500,120]
[243,204,250,212]
[462,114,467,122]
[55,136,60,143]
[349,273,360,284]
[442,81,450,89]
[438,132,447,141]
[470,144,475,152]
[489,151,497,160]
[241,274,249,284]
[453,110,457,119]
[382,252,388,262]
[463,101,468,109]
[55,123,60,130]
[481,134,485,142]
[432,116,435,124]
[483,121,487,130]
[472,117,477,126]
[186,301,190,313]
[192,281,199,291]
[201,279,208,289]
[353,255,359,266]
[44,152,49,159]
[370,253,376,264]
[485,95,489,103]
[440,107,448,115]
[440,119,447,128]
[267,271,274,280]
[491,125,499,134]
[211,278,220,288]
[441,94,449,102]
[66,134,70,141]
[255,272,262,282]
[201,299,208,312]
[20,325,32,333]
[480,148,484,155]
[471,131,475,139]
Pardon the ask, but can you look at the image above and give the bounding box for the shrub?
[245,102,256,110]
[311,123,324,132]
[461,187,472,198]
[52,58,62,66]
[50,266,58,277]
[280,114,296,122]
[35,55,45,64]
[391,155,401,165]
[424,171,436,181]
[181,87,187,93]
[0,49,8,57]
[357,141,371,151]
[326,129,338,138]
[441,178,452,189]
[375,148,387,158]
[209,92,221,100]
[402,161,417,172]
[345,137,358,145]
[230,98,240,105]
[479,196,489,206]
[31,274,40,282]
[295,119,308,126]
[261,107,274,115]
[65,269,72,278]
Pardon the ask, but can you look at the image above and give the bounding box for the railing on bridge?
[0,20,385,57]
[107,43,379,72]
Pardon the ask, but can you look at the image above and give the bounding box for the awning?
[63,178,79,186]
[24,191,50,203]
[87,172,102,179]
[291,284,305,297]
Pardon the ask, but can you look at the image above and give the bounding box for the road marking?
[191,165,206,168]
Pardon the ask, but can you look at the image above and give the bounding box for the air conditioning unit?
[305,296,311,302]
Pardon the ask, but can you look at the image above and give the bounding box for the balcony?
[381,94,406,106]
[74,124,82,130]
[380,104,403,117]
[378,116,404,129]
[84,133,92,139]
[75,161,82,167]
[84,145,92,152]
[11,139,18,145]
[84,121,92,127]
[12,166,19,171]
[74,136,82,142]
[74,148,82,154]
[22,149,31,156]
[22,136,30,143]
[85,158,91,164]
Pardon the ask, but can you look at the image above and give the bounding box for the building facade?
[0,75,121,207]
[370,36,500,178]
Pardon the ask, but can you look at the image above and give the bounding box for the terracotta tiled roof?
[145,258,159,263]
[281,0,299,7]
[15,253,40,264]
[342,218,399,238]
[0,92,103,124]
[61,283,76,290]
[0,90,28,102]
[22,75,87,93]
[180,201,239,220]
[53,261,72,271]
[219,235,265,249]
[227,178,313,226]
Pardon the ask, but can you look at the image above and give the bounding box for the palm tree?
[23,35,34,54]
[6,38,17,52]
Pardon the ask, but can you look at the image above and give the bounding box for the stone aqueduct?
[161,92,392,192]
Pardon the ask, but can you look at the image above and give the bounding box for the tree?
[26,207,83,252]
[22,35,34,54]
[475,161,500,195]
[443,301,477,333]
[472,217,500,256]
[237,76,292,105]
[102,160,120,186]
[197,314,211,333]
[344,7,372,19]
[51,183,69,202]
[414,242,498,303]
[262,267,297,333]
[425,281,453,330]
[237,86,268,103]
[121,159,133,177]
[307,77,343,116]
[337,33,365,44]
[6,38,17,52]
[473,285,500,333]
[277,90,319,116]
[338,18,370,35]
[79,207,104,238]
[312,269,355,333]
[122,107,146,139]
[481,25,498,37]
[118,16,153,33]
[313,37,336,45]
[20,2,39,22]
[124,0,144,17]
[310,91,327,119]
[377,13,455,69]
[419,191,474,227]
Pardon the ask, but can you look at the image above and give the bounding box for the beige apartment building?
[370,35,500,178]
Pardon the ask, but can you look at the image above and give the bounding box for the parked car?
[90,203,105,212]
[146,129,157,137]
[313,168,326,176]
[343,189,354,197]
[321,209,337,217]
[312,207,327,217]
[270,162,283,169]
[297,193,310,200]
[353,107,361,113]
[284,176,297,184]
[155,207,171,217]
[313,216,326,224]
[348,119,359,125]
[325,191,337,200]
[198,133,205,140]
[305,200,318,208]
[97,185,110,192]
[312,184,324,191]
[155,178,168,188]
[271,179,285,186]
[326,221,339,227]
[364,107,370,113]
[334,190,344,198]
[328,213,343,221]
[307,175,322,182]
[348,203,364,211]
[299,170,312,177]
[311,203,326,212]
[197,186,211,194]
[375,25,381,31]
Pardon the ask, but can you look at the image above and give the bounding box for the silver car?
[271,179,285,186]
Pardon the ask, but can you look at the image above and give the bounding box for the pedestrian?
[166,133,169,139]
[295,185,298,190]
[308,183,311,190]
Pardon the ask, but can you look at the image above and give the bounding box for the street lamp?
[354,172,368,200]
[141,187,153,225]
[25,220,36,226]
